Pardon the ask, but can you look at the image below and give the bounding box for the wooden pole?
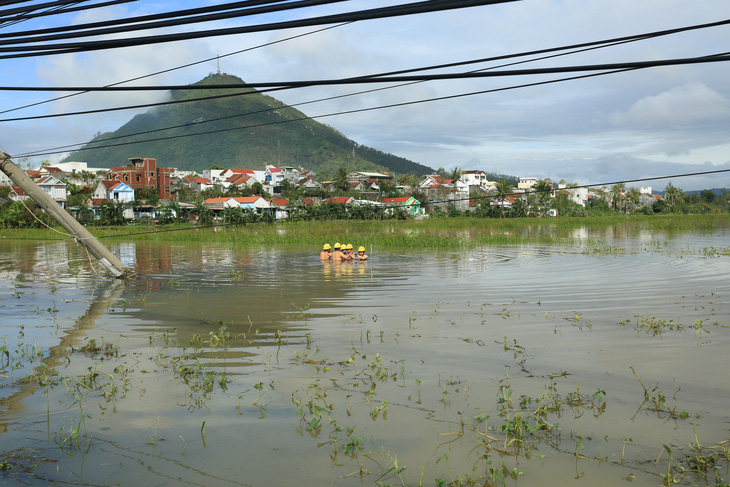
[1,153,132,279]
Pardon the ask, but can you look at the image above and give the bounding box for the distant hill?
[63,73,434,177]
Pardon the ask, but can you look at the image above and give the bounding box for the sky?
[2,0,730,191]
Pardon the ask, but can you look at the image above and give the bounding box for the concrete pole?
[1,153,132,279]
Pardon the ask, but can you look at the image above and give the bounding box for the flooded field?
[1,224,729,486]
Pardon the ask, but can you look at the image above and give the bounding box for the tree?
[532,180,553,215]
[495,179,515,218]
[663,182,683,210]
[700,189,716,204]
[626,187,641,214]
[449,167,462,185]
[436,167,448,178]
[610,183,625,211]
[99,200,127,226]
[335,167,350,192]
[194,201,214,225]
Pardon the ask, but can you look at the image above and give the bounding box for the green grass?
[2,214,728,249]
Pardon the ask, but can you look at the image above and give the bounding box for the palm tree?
[533,180,553,215]
[194,201,214,225]
[495,179,515,218]
[610,183,625,211]
[663,182,683,209]
[626,187,641,214]
[449,167,462,185]
[99,200,127,226]
[336,167,350,192]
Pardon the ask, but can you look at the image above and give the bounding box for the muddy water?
[0,229,729,486]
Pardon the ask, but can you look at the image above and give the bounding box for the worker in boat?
[320,243,332,260]
[356,246,368,260]
[332,242,346,262]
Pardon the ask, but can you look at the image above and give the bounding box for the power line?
[14,68,638,159]
[0,21,352,116]
[0,0,520,59]
[0,0,348,45]
[0,0,136,24]
[11,16,729,157]
[3,52,729,95]
[0,0,341,40]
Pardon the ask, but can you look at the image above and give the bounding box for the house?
[323,196,356,205]
[223,174,253,189]
[35,176,67,208]
[219,168,257,182]
[107,157,174,199]
[264,166,301,186]
[518,177,538,190]
[269,198,291,219]
[556,185,589,207]
[185,176,214,192]
[347,171,392,182]
[202,169,226,184]
[460,170,494,188]
[202,197,239,211]
[297,175,322,190]
[299,197,316,207]
[419,175,453,189]
[382,196,423,216]
[231,196,272,214]
[93,180,135,203]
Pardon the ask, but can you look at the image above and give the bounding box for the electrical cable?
[4,52,730,94]
[0,21,352,116]
[0,0,340,39]
[3,51,729,125]
[0,0,520,58]
[0,0,93,17]
[0,0,137,24]
[10,16,729,158]
[6,13,726,117]
[15,68,640,159]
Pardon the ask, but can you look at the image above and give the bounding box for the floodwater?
[0,226,729,486]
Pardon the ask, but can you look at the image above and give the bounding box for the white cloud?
[2,0,730,190]
[608,83,730,126]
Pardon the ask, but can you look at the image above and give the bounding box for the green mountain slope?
[63,73,434,176]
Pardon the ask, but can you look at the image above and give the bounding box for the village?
[0,156,666,223]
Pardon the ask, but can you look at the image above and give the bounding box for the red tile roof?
[382,197,412,204]
[323,197,353,204]
[232,196,263,204]
[228,175,251,185]
[186,176,211,184]
[270,198,289,207]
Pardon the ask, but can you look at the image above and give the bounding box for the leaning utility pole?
[1,153,132,279]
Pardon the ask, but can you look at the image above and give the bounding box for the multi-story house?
[107,157,174,199]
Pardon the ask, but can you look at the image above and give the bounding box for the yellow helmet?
[323,244,331,250]
[334,242,341,249]
[358,246,365,252]
[347,244,353,250]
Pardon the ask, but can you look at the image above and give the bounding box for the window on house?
[136,175,141,182]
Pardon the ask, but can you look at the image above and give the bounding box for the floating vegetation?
[620,314,726,340]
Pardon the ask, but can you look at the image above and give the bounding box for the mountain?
[63,73,434,177]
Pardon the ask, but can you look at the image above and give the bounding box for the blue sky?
[2,0,730,191]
